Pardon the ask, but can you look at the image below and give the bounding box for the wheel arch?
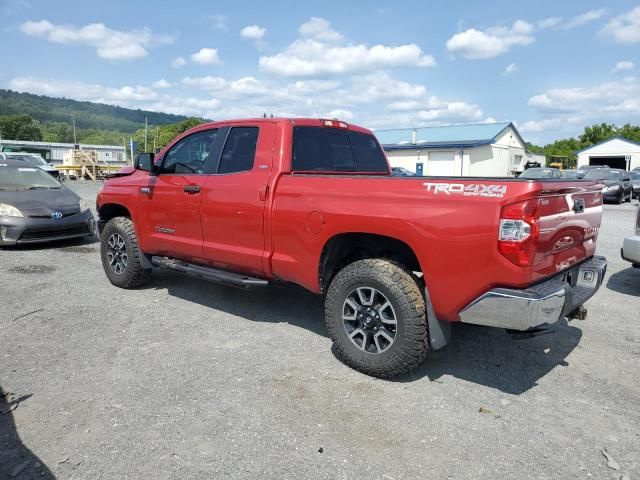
[318,232,422,293]
[97,203,132,234]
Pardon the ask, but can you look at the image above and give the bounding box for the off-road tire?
[100,217,151,289]
[324,259,429,378]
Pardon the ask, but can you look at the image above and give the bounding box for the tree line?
[527,123,640,168]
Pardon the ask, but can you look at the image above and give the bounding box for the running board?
[151,256,268,288]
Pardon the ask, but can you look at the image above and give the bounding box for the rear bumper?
[459,256,607,331]
[622,235,640,265]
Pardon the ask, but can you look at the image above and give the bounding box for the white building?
[576,137,640,171]
[0,139,127,165]
[375,122,536,177]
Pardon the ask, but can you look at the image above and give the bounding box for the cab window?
[218,127,259,174]
[161,129,218,174]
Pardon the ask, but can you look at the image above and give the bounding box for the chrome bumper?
[459,256,607,331]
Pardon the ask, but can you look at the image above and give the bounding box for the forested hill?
[0,89,187,133]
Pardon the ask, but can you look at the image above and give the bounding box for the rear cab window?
[292,127,388,173]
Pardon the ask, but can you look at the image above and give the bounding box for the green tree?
[132,117,206,154]
[0,114,43,141]
[580,123,617,145]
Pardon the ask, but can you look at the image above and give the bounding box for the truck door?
[200,124,275,275]
[138,128,219,260]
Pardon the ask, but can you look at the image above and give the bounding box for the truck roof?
[192,118,373,135]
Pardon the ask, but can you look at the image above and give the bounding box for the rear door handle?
[140,187,151,194]
[183,185,201,194]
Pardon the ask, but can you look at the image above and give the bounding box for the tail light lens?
[498,199,540,267]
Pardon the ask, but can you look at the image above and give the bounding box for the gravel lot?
[1,181,639,480]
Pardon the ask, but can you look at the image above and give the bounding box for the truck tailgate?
[531,184,603,282]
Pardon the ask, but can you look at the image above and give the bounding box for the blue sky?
[1,0,639,144]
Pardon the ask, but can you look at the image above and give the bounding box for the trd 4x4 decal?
[423,182,507,198]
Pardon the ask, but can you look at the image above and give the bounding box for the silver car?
[622,205,640,268]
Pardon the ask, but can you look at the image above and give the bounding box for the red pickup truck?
[97,118,607,378]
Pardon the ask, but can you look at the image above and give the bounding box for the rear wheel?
[324,259,429,378]
[100,217,151,288]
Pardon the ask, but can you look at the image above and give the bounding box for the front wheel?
[324,259,429,378]
[100,217,151,288]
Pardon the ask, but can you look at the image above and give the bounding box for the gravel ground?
[1,181,639,480]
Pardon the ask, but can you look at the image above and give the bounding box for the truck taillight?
[498,199,540,267]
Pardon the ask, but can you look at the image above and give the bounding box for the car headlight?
[605,185,620,191]
[0,203,24,217]
[79,198,90,212]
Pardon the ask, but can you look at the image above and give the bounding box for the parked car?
[622,204,640,268]
[583,168,633,204]
[97,117,606,378]
[519,167,562,179]
[0,159,95,245]
[1,152,60,179]
[629,171,640,199]
[391,167,415,176]
[560,169,581,179]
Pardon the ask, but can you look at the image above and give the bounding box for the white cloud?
[171,56,187,69]
[298,17,343,43]
[209,14,229,31]
[600,6,640,44]
[259,17,434,77]
[446,20,534,59]
[152,79,172,89]
[9,76,158,102]
[8,76,221,118]
[19,19,172,61]
[240,25,266,40]
[182,75,227,90]
[504,63,519,75]
[562,9,606,30]
[190,48,221,65]
[528,77,639,113]
[521,77,640,139]
[324,109,354,120]
[347,72,426,103]
[612,61,634,73]
[537,17,562,29]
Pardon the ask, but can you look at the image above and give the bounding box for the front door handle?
[140,187,151,194]
[184,185,201,194]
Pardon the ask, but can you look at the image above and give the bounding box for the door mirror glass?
[135,152,155,172]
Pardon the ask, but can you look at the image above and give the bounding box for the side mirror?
[135,152,155,172]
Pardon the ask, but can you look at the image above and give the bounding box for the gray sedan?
[0,159,95,246]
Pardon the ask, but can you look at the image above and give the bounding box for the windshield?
[630,172,640,180]
[7,154,47,166]
[520,168,556,179]
[0,165,62,190]
[584,169,622,180]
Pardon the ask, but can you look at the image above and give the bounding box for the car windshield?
[630,172,640,180]
[560,170,579,178]
[520,168,556,178]
[7,154,47,166]
[0,165,62,190]
[584,169,622,180]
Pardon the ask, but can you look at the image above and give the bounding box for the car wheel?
[617,191,624,204]
[324,259,429,378]
[100,217,151,288]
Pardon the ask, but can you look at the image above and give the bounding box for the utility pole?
[71,115,77,145]
[144,117,148,152]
